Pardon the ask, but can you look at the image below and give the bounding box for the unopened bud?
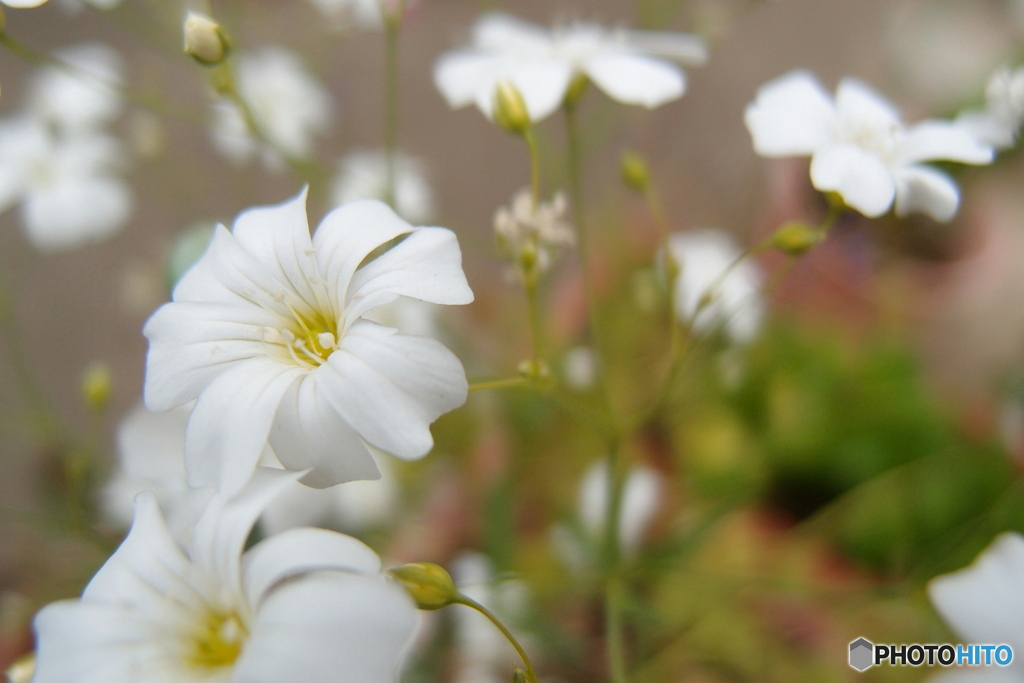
[517,358,550,381]
[493,81,531,135]
[81,362,112,413]
[512,666,532,683]
[5,654,35,683]
[770,221,822,255]
[183,12,230,66]
[564,73,589,107]
[389,562,459,610]
[621,152,650,192]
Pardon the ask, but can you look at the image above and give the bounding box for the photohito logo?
[848,638,1013,671]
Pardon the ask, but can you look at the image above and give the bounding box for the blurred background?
[2,0,1024,680]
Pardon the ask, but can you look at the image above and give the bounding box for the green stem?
[523,127,542,209]
[383,11,402,208]
[604,576,629,683]
[524,274,543,365]
[455,594,538,683]
[468,376,529,392]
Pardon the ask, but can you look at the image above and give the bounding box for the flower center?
[263,304,340,369]
[186,611,247,670]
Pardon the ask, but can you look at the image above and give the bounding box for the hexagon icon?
[849,638,874,671]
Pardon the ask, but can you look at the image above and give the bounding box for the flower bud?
[493,81,531,135]
[564,73,589,107]
[620,151,650,192]
[81,361,112,413]
[388,562,459,611]
[5,654,35,683]
[512,666,533,683]
[183,12,230,67]
[770,220,822,255]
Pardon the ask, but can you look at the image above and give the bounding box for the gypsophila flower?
[928,533,1024,681]
[143,189,473,494]
[211,47,333,170]
[667,229,763,344]
[957,65,1024,150]
[745,70,994,222]
[494,189,574,283]
[434,13,707,123]
[332,150,435,224]
[0,118,132,251]
[306,0,410,30]
[34,469,419,683]
[27,43,123,133]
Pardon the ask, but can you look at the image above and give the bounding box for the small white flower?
[562,346,597,391]
[667,229,763,344]
[143,189,474,494]
[0,118,132,251]
[494,189,574,281]
[211,47,333,170]
[434,13,707,123]
[745,70,994,222]
[34,470,419,683]
[306,0,394,30]
[928,532,1024,681]
[332,150,435,224]
[957,65,1024,150]
[579,460,664,558]
[27,43,124,133]
[57,0,124,12]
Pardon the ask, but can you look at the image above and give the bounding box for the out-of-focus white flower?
[27,43,123,133]
[434,13,708,123]
[494,189,574,281]
[579,460,663,558]
[34,470,419,683]
[1,0,49,7]
[562,346,597,391]
[0,118,132,251]
[667,229,763,344]
[957,65,1024,150]
[332,150,435,224]
[143,190,473,494]
[55,0,123,14]
[211,47,333,170]
[745,70,994,221]
[451,553,533,683]
[928,533,1024,682]
[306,0,394,30]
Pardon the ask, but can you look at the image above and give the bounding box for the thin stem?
[604,576,629,683]
[524,274,543,365]
[469,376,529,392]
[455,594,538,683]
[383,12,402,208]
[523,127,542,209]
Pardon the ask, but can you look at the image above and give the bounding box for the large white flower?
[0,118,132,251]
[928,532,1024,682]
[667,229,763,344]
[34,469,419,683]
[745,70,994,222]
[27,43,124,133]
[434,12,707,123]
[211,47,333,170]
[332,150,435,224]
[143,189,473,494]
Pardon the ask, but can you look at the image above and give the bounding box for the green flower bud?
[493,81,531,135]
[389,563,459,611]
[620,152,650,192]
[770,221,822,256]
[184,11,231,67]
[81,362,112,413]
[564,73,589,107]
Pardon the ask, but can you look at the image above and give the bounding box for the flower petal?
[835,77,901,131]
[472,12,551,53]
[583,51,684,108]
[269,372,382,487]
[236,573,417,683]
[312,199,415,317]
[242,527,381,607]
[894,165,960,222]
[344,227,473,325]
[472,58,573,123]
[318,320,467,459]
[22,174,131,252]
[810,143,895,217]
[745,70,835,157]
[898,120,995,166]
[929,532,1024,651]
[433,51,505,110]
[183,358,302,493]
[624,30,708,66]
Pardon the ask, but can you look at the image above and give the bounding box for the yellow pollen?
[186,611,247,670]
[268,303,339,368]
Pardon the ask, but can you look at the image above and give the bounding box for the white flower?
[27,43,124,133]
[928,532,1024,682]
[451,553,533,683]
[494,189,574,281]
[306,0,393,30]
[579,460,664,557]
[332,150,435,224]
[211,47,333,170]
[434,12,707,123]
[745,70,995,222]
[34,469,419,683]
[0,118,132,251]
[562,346,597,391]
[56,0,123,12]
[667,229,763,344]
[1,0,49,7]
[957,65,1024,150]
[143,189,474,494]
